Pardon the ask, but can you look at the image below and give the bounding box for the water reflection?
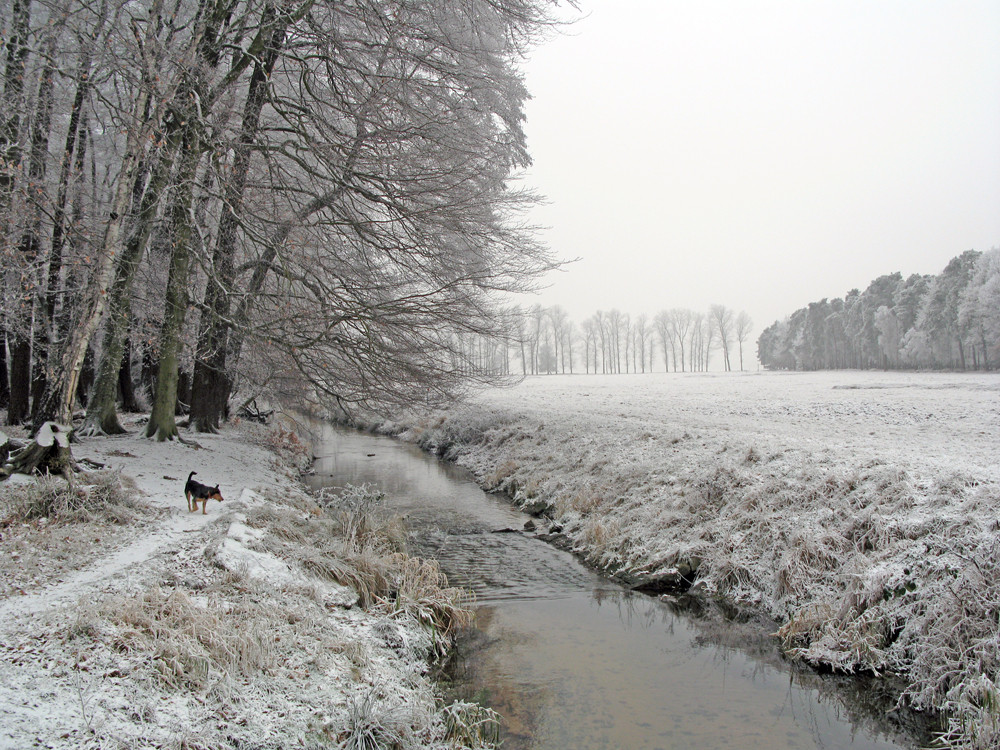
[303,421,933,749]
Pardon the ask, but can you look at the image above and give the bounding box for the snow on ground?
[0,417,474,750]
[377,370,1000,749]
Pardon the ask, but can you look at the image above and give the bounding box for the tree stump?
[0,430,17,466]
[1,422,78,481]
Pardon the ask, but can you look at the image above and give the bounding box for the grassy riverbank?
[0,416,494,749]
[363,371,1000,750]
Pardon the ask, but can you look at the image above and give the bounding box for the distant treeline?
[757,249,999,371]
[451,304,754,376]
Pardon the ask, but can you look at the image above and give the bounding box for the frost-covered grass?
[373,370,1000,749]
[0,419,495,750]
[0,471,159,598]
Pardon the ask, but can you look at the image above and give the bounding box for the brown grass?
[0,472,157,598]
[91,587,276,690]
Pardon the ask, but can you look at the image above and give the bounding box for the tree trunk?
[7,336,30,423]
[146,131,201,442]
[140,342,157,401]
[2,0,34,427]
[118,339,141,413]
[0,329,9,408]
[25,42,58,421]
[176,370,191,415]
[190,13,286,433]
[81,137,177,436]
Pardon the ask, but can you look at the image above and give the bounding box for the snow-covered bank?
[0,417,489,749]
[369,371,1000,749]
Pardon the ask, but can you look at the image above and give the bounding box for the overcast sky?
[517,0,1000,339]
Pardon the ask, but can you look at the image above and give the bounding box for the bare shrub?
[256,485,472,648]
[561,487,603,516]
[483,459,518,490]
[324,484,405,554]
[241,422,312,471]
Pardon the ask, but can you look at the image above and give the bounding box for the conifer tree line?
[450,303,754,375]
[757,248,1000,371]
[0,0,566,437]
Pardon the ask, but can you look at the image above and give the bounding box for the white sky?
[518,0,1000,337]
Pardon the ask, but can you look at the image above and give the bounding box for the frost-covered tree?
[734,311,752,371]
[957,247,1000,369]
[709,304,734,371]
[2,0,570,437]
[759,250,995,371]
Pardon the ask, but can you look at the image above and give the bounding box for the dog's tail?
[187,471,197,482]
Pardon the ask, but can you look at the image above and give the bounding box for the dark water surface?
[304,422,931,750]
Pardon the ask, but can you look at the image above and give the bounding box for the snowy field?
[381,370,1000,749]
[471,371,998,484]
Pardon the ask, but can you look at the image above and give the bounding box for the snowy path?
[0,507,210,624]
[0,425,288,627]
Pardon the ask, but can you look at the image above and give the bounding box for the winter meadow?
[1,1,999,749]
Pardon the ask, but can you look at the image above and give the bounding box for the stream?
[304,422,932,750]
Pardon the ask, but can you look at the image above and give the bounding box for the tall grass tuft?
[92,587,275,690]
[441,701,502,748]
[2,471,149,525]
[338,686,424,750]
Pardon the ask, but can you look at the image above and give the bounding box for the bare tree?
[734,310,753,371]
[702,314,715,370]
[565,319,576,374]
[653,311,671,372]
[634,314,649,373]
[670,308,693,372]
[6,0,564,438]
[581,318,595,373]
[594,311,608,373]
[710,304,735,371]
[549,306,568,374]
[689,312,705,371]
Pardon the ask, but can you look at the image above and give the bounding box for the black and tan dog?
[184,471,224,514]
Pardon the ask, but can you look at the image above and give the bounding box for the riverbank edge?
[335,406,999,750]
[0,415,492,750]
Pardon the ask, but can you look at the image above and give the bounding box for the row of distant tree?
[450,304,754,376]
[757,249,999,371]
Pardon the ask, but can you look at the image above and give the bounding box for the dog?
[184,471,224,514]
